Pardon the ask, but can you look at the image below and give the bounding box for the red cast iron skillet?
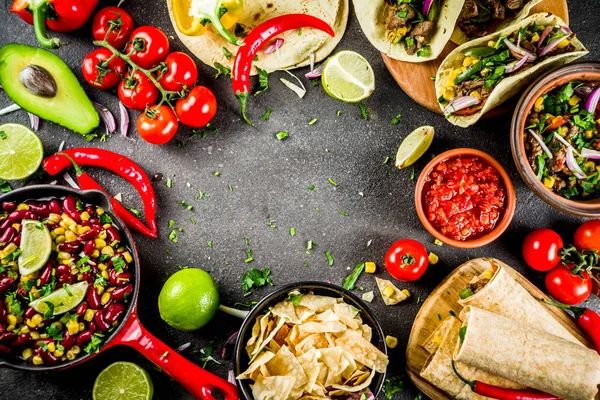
[0,185,238,400]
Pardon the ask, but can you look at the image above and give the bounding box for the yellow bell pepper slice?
[172,0,244,45]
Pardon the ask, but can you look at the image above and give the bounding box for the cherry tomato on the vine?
[175,86,217,128]
[118,70,159,110]
[92,7,135,50]
[137,105,179,145]
[126,26,170,69]
[574,220,600,252]
[82,48,127,90]
[384,239,429,282]
[545,264,592,305]
[522,228,564,272]
[157,52,198,92]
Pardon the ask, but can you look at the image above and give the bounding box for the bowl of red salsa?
[415,148,516,248]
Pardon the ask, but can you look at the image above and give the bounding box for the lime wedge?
[29,281,88,316]
[93,362,154,400]
[321,51,375,103]
[395,125,435,169]
[18,219,52,276]
[0,123,43,180]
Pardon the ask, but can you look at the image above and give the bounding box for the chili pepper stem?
[57,153,85,176]
[31,1,61,49]
[199,11,244,46]
[543,299,586,319]
[235,92,254,126]
[451,359,476,390]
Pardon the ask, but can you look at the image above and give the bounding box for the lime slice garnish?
[0,123,43,180]
[93,362,154,400]
[18,219,52,276]
[321,50,375,103]
[395,125,435,169]
[29,281,88,316]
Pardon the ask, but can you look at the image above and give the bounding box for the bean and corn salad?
[525,81,600,200]
[0,196,133,366]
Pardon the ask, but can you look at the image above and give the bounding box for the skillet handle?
[106,312,239,400]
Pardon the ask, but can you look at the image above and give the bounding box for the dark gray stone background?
[0,0,599,399]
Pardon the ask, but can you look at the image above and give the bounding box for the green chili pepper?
[463,47,498,58]
[459,288,474,299]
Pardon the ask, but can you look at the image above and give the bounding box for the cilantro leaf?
[241,268,273,292]
[343,263,365,290]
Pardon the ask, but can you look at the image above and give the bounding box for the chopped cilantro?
[390,114,402,125]
[0,131,6,140]
[307,240,315,250]
[111,256,125,273]
[359,103,368,120]
[222,47,233,59]
[276,131,288,141]
[308,118,318,125]
[99,214,112,224]
[254,67,269,96]
[340,211,349,217]
[168,220,175,229]
[325,251,334,266]
[42,301,55,320]
[244,249,254,263]
[241,268,273,292]
[307,185,315,191]
[179,201,193,210]
[328,177,337,186]
[287,293,303,306]
[289,227,296,237]
[383,157,390,164]
[213,62,232,79]
[169,230,178,243]
[382,375,403,399]
[261,107,272,121]
[343,263,365,290]
[207,241,213,248]
[166,178,172,188]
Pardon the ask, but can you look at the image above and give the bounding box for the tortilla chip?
[272,300,303,324]
[298,293,339,312]
[252,375,296,400]
[362,291,375,303]
[330,368,376,393]
[295,333,330,355]
[299,320,347,334]
[266,345,308,389]
[251,317,286,361]
[361,324,372,342]
[334,303,359,330]
[335,330,389,373]
[237,351,276,380]
[315,309,340,322]
[375,277,410,305]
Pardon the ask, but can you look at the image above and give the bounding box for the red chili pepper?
[545,300,600,352]
[43,148,158,238]
[232,14,335,125]
[543,115,567,133]
[10,0,98,48]
[452,360,559,400]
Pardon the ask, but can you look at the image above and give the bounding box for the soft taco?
[167,0,349,74]
[436,13,588,128]
[353,0,466,62]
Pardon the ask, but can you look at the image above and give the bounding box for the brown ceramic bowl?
[510,62,600,218]
[415,148,516,248]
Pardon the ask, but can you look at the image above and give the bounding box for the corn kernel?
[95,285,105,295]
[30,331,40,340]
[96,207,105,216]
[559,126,569,137]
[584,161,596,171]
[66,351,75,361]
[47,213,61,224]
[6,326,15,332]
[19,326,30,334]
[72,345,81,355]
[6,314,17,327]
[26,319,36,328]
[446,78,455,88]
[57,251,71,260]
[69,224,79,233]
[443,89,454,102]
[531,32,540,43]
[92,249,100,258]
[78,226,91,235]
[80,211,90,221]
[543,177,555,189]
[123,252,133,263]
[596,118,600,126]
[383,286,395,297]
[16,203,30,211]
[428,252,439,265]
[98,230,107,240]
[31,313,43,326]
[22,348,33,360]
[481,269,494,280]
[487,40,495,48]
[61,258,73,265]
[568,95,581,106]
[67,320,79,335]
[116,247,125,253]
[101,246,115,257]
[61,214,75,225]
[103,223,112,229]
[557,38,570,49]
[12,223,20,233]
[450,69,462,80]
[365,262,376,274]
[59,221,69,229]
[84,309,97,322]
[585,130,594,139]
[32,355,44,365]
[462,56,472,67]
[78,322,85,331]
[385,335,398,349]
[97,263,108,272]
[101,270,109,280]
[65,230,77,242]
[55,235,66,244]
[101,292,111,305]
[54,349,64,357]
[95,239,107,249]
[47,342,56,353]
[471,91,481,99]
[534,96,545,112]
[53,227,66,235]
[433,336,443,345]
[3,243,17,256]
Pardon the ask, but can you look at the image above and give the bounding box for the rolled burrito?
[458,258,581,344]
[420,316,523,399]
[455,307,600,400]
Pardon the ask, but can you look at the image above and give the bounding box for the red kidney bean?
[89,216,100,225]
[58,241,80,253]
[24,307,36,319]
[2,202,16,212]
[49,199,62,214]
[12,234,21,246]
[0,227,16,245]
[10,333,31,347]
[104,303,125,324]
[87,287,101,309]
[85,206,95,215]
[59,273,75,285]
[78,225,101,241]
[16,287,26,298]
[110,284,133,301]
[81,272,93,283]
[26,202,50,218]
[38,264,53,286]
[89,321,97,332]
[55,264,70,277]
[81,220,91,228]
[41,351,59,365]
[6,210,38,224]
[0,345,10,354]
[109,269,132,287]
[83,240,95,257]
[94,310,111,331]
[102,299,114,310]
[0,332,15,342]
[61,332,75,350]
[75,330,93,347]
[75,303,87,317]
[0,302,6,322]
[0,323,6,333]
[0,277,15,295]
[105,226,121,244]
[62,196,82,223]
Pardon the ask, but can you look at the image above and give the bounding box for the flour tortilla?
[455,307,600,400]
[167,0,349,74]
[353,0,465,62]
[436,13,588,127]
[458,258,581,344]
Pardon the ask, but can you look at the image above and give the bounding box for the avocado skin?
[0,43,99,135]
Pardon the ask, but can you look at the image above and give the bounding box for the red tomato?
[92,7,135,50]
[574,220,600,252]
[175,86,217,128]
[522,228,564,272]
[545,264,592,305]
[118,70,159,110]
[137,105,179,145]
[81,48,127,90]
[157,52,198,92]
[384,239,429,282]
[126,26,170,69]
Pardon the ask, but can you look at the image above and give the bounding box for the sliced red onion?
[218,304,249,319]
[174,342,191,352]
[227,370,236,385]
[585,86,600,113]
[537,26,553,50]
[575,84,595,98]
[566,146,587,180]
[443,96,481,116]
[422,0,434,16]
[48,180,58,185]
[305,63,325,79]
[505,56,528,74]
[93,102,116,134]
[118,101,129,136]
[27,112,40,131]
[58,140,65,152]
[63,172,80,189]
[264,38,284,55]
[582,147,600,160]
[0,104,21,116]
[503,39,536,62]
[221,330,239,359]
[528,129,553,159]
[553,131,580,155]
[281,70,306,98]
[538,28,572,57]
[117,0,125,6]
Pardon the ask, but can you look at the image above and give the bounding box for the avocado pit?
[20,64,57,98]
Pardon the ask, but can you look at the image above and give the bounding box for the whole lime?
[158,268,220,331]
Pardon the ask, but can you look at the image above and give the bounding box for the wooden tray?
[382,1,569,115]
[405,257,592,400]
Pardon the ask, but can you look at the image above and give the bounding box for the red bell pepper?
[10,0,99,48]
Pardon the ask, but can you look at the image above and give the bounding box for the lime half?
[0,123,43,180]
[18,219,52,276]
[322,51,375,103]
[93,362,154,400]
[395,126,435,169]
[29,281,88,316]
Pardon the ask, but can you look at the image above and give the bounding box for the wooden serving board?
[382,0,569,115]
[405,258,593,400]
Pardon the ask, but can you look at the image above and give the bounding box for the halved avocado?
[0,43,99,134]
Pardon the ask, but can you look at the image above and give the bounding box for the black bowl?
[233,281,387,399]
